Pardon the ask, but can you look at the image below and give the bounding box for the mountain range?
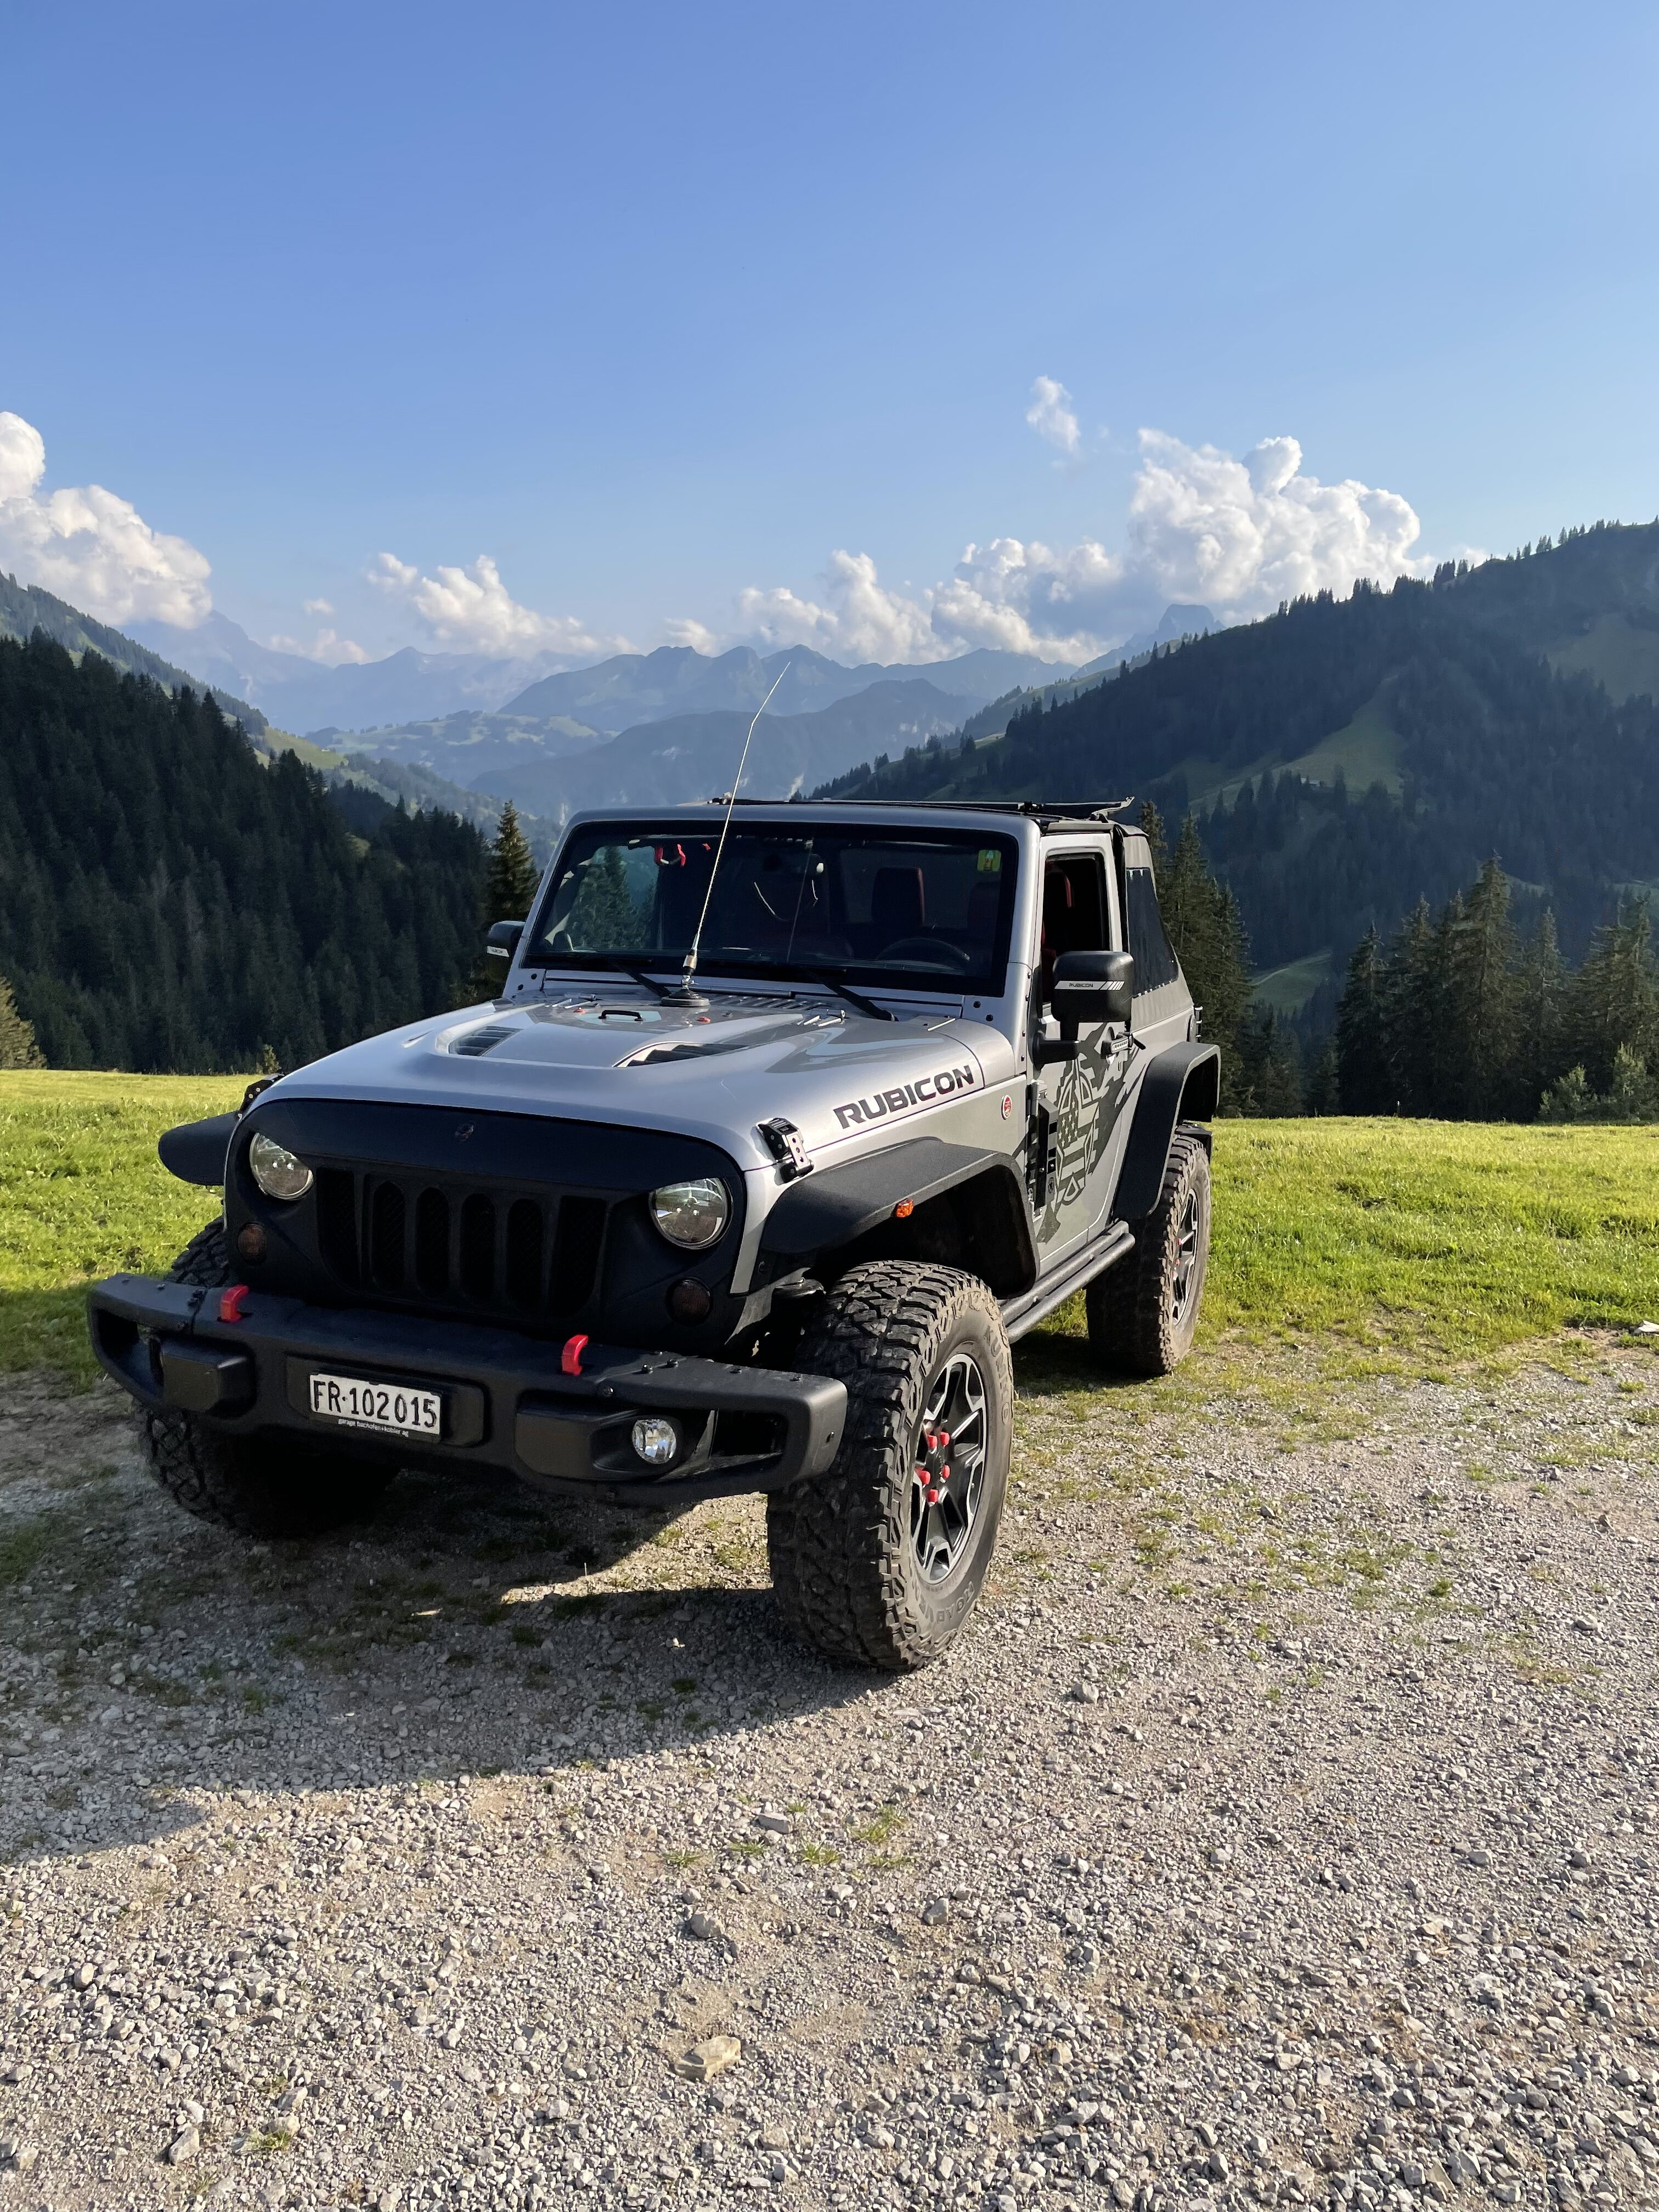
[125,616,1080,825]
[130,612,1071,741]
[317,671,990,822]
[128,610,571,731]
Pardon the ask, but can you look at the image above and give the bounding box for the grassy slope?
[0,1072,246,1379]
[1173,692,1405,814]
[1548,611,1659,703]
[1250,949,1334,1015]
[2,1075,1656,1388]
[1201,1118,1659,1362]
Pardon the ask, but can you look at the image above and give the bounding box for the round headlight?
[248,1131,313,1203]
[648,1176,730,1249]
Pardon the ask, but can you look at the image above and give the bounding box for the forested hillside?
[1,571,266,733]
[0,635,487,1071]
[819,523,1659,971]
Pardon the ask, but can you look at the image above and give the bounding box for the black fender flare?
[760,1135,1037,1291]
[1110,1042,1220,1223]
[157,1112,240,1188]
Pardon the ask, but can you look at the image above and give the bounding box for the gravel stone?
[1,1348,1657,2207]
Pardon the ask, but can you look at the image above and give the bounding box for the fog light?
[235,1222,268,1263]
[668,1277,713,1324]
[631,1415,679,1468]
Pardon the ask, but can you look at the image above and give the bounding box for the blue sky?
[3,0,1657,667]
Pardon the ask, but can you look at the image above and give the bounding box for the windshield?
[523,822,1019,994]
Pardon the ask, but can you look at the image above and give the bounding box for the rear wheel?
[766,1261,1013,1671]
[1086,1128,1211,1376]
[137,1222,393,1539]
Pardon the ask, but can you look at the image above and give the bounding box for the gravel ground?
[2,1332,1658,2212]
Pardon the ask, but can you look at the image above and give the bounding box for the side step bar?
[1000,1222,1135,1344]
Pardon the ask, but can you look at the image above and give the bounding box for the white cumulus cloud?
[0,409,212,627]
[302,596,334,617]
[1125,430,1424,617]
[736,550,947,666]
[1025,375,1081,458]
[733,426,1426,666]
[370,550,630,659]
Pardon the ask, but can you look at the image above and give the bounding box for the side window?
[1123,866,1180,993]
[1039,852,1108,1000]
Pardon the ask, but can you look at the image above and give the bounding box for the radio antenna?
[664,661,791,1005]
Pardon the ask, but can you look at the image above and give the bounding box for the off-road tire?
[1086,1127,1211,1376]
[137,1221,393,1538]
[766,1261,1013,1671]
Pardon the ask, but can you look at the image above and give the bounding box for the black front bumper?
[87,1275,847,1504]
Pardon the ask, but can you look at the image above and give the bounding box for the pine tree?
[1538,1065,1592,1123]
[1569,898,1657,1090]
[1155,815,1252,1105]
[1442,859,1519,1116]
[1138,798,1169,879]
[1382,898,1438,1114]
[1304,1041,1340,1114]
[484,801,540,920]
[466,802,544,1001]
[1514,907,1567,1113]
[0,971,44,1068]
[1335,926,1391,1111]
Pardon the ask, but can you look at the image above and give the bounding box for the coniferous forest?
[0,634,488,1071]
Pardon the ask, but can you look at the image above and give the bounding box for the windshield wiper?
[768,970,896,1022]
[538,954,671,998]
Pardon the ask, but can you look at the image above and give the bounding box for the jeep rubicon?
[88,800,1217,1671]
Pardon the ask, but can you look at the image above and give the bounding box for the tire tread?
[767,1261,1012,1672]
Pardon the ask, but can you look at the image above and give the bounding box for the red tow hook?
[561,1333,589,1376]
[218,1284,251,1324]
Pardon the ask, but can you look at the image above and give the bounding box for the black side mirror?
[487,919,525,961]
[1052,949,1135,1032]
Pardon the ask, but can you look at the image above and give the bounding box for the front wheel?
[766,1261,1013,1671]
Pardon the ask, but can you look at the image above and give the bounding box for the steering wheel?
[878,935,974,974]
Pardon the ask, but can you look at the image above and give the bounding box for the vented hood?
[263,986,1016,1172]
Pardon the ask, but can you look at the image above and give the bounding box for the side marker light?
[894,1199,914,1219]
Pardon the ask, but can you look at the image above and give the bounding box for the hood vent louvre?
[450,1023,517,1058]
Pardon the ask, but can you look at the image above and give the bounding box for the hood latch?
[758,1116,814,1182]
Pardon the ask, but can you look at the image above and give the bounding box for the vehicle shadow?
[1011,1319,1144,1399]
[0,1447,894,1867]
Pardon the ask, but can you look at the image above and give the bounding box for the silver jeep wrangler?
[89,800,1217,1671]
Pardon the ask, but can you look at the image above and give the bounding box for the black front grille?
[315,1173,608,1326]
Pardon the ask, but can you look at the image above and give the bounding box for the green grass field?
[2,1074,1656,1388]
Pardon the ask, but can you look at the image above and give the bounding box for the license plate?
[307,1370,442,1437]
